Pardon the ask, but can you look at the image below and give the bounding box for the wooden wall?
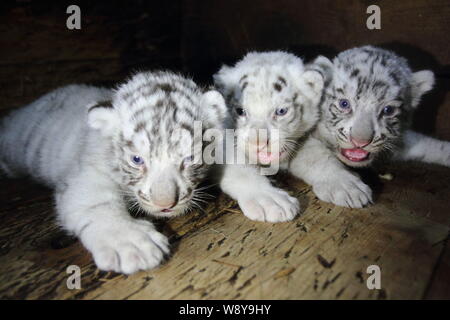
[0,0,449,139]
[0,0,182,113]
[181,0,450,139]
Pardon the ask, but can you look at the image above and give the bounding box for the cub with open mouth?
[295,46,450,208]
[214,51,324,222]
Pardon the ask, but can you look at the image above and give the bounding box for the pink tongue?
[257,151,279,164]
[341,148,369,161]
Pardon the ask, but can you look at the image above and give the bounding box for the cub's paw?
[238,188,300,223]
[313,173,373,208]
[83,219,170,274]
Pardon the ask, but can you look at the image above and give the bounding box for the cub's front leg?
[290,137,373,208]
[220,164,300,222]
[56,170,169,274]
[395,130,450,167]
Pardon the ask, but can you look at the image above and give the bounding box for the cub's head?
[88,71,226,217]
[313,46,434,167]
[214,51,324,165]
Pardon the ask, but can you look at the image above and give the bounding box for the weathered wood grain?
[0,164,449,300]
[423,228,450,299]
[181,0,450,141]
[0,1,182,113]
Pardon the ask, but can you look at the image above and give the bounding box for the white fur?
[0,72,227,274]
[301,46,449,208]
[395,130,450,166]
[214,51,324,222]
[288,135,373,208]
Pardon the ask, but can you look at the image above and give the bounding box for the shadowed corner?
[380,42,450,140]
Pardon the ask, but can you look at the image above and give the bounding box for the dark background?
[0,0,449,139]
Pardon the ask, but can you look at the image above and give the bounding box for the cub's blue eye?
[235,107,246,116]
[382,106,395,116]
[131,155,144,165]
[275,107,288,116]
[181,155,195,170]
[184,155,194,163]
[338,99,351,109]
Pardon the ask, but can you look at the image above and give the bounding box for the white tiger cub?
[294,45,450,208]
[214,51,324,222]
[0,71,227,274]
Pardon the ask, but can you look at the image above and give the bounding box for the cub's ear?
[313,55,333,71]
[213,65,237,97]
[200,90,228,129]
[301,69,325,97]
[284,56,323,96]
[87,100,120,136]
[311,55,334,84]
[410,70,435,108]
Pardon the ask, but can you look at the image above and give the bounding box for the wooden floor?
[0,163,449,300]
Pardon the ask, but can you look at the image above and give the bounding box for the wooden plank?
[181,0,450,140]
[424,237,450,299]
[77,185,448,300]
[0,2,182,66]
[182,0,450,68]
[0,60,125,114]
[0,164,449,299]
[0,1,182,113]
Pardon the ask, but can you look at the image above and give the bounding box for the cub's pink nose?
[350,136,371,148]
